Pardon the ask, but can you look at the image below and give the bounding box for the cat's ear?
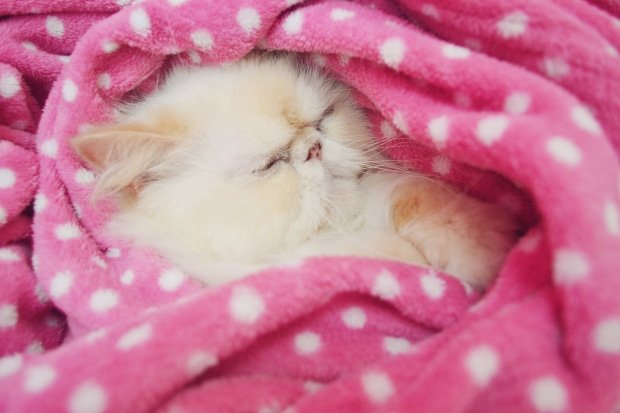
[71,123,176,198]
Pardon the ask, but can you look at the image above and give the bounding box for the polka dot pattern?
[529,376,568,412]
[546,137,582,166]
[23,365,56,393]
[553,249,589,284]
[0,74,20,98]
[362,371,394,403]
[69,382,108,413]
[237,8,261,34]
[229,285,264,324]
[294,331,322,355]
[341,307,366,329]
[476,115,509,146]
[372,270,401,300]
[130,8,151,37]
[5,1,619,411]
[464,345,500,386]
[380,38,405,69]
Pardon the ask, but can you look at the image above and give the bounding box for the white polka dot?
[74,168,95,185]
[106,248,121,258]
[237,7,261,34]
[120,270,135,285]
[50,270,73,298]
[294,331,322,355]
[102,40,119,53]
[546,136,582,166]
[383,336,411,355]
[89,289,119,313]
[96,73,111,90]
[55,223,80,240]
[0,248,19,261]
[304,381,323,394]
[476,115,509,146]
[168,0,187,5]
[504,92,531,114]
[45,16,64,38]
[116,0,133,5]
[282,11,303,34]
[41,139,58,158]
[380,37,406,69]
[158,268,186,291]
[24,365,56,393]
[372,270,401,300]
[605,44,618,57]
[604,201,620,236]
[0,169,15,189]
[85,329,107,344]
[92,255,106,269]
[542,57,570,79]
[26,341,44,354]
[341,307,366,329]
[186,350,217,376]
[117,323,152,350]
[0,354,22,378]
[0,207,6,225]
[58,55,70,64]
[529,376,568,412]
[431,156,451,176]
[330,8,355,21]
[69,382,108,413]
[130,8,151,37]
[229,285,265,324]
[464,345,500,387]
[0,74,20,98]
[593,318,620,353]
[454,92,471,108]
[553,249,589,284]
[189,30,214,51]
[0,304,18,328]
[380,120,397,139]
[362,371,394,403]
[442,44,470,59]
[392,111,409,134]
[497,11,528,38]
[22,41,37,51]
[420,272,446,299]
[427,115,449,148]
[571,106,601,135]
[62,79,78,102]
[421,4,440,20]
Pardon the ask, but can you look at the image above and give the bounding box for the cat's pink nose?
[305,141,322,161]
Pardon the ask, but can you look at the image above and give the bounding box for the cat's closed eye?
[254,152,290,174]
[315,104,335,132]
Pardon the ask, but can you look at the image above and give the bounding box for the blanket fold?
[0,0,618,412]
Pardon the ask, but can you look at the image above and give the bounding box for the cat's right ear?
[71,123,175,198]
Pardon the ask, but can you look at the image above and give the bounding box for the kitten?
[72,53,517,289]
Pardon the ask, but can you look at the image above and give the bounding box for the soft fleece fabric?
[0,0,619,412]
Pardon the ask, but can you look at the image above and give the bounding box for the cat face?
[73,54,375,263]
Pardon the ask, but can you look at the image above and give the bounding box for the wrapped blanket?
[1,0,619,412]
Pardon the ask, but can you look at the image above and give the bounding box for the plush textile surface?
[0,0,619,412]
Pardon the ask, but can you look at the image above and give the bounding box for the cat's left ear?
[71,122,176,198]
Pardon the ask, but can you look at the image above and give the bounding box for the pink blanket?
[1,0,619,411]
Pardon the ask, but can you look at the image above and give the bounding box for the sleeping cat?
[72,53,517,289]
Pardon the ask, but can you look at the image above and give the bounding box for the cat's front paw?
[392,179,518,289]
